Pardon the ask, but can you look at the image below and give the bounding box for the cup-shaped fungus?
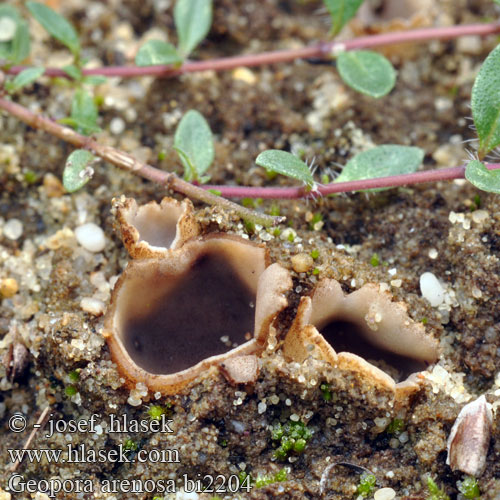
[283,279,439,400]
[104,235,292,394]
[112,196,199,259]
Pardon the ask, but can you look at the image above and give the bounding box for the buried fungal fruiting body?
[104,234,292,394]
[283,279,439,400]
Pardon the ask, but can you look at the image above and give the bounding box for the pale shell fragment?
[446,395,492,477]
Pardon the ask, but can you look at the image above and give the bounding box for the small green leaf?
[174,0,213,57]
[465,160,500,193]
[471,43,500,157]
[135,39,183,66]
[323,0,364,36]
[5,67,44,93]
[61,64,82,81]
[11,20,31,64]
[494,0,500,5]
[5,66,43,93]
[68,88,100,135]
[0,6,31,64]
[27,1,80,57]
[62,149,95,192]
[82,75,107,86]
[255,150,315,188]
[335,145,424,191]
[174,110,214,182]
[337,50,396,98]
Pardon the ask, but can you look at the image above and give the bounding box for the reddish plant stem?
[0,96,284,227]
[6,22,500,79]
[205,164,500,199]
[3,87,498,203]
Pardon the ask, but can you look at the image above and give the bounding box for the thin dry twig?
[9,406,51,472]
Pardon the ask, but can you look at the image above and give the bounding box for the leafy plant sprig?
[0,5,30,65]
[135,0,213,67]
[23,2,104,134]
[1,1,500,229]
[174,109,214,183]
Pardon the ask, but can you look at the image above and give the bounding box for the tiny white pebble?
[398,431,409,444]
[176,490,199,500]
[471,209,488,224]
[389,438,399,449]
[75,223,106,252]
[127,396,142,407]
[428,248,438,259]
[110,117,125,135]
[373,487,396,500]
[80,297,106,316]
[420,272,445,307]
[3,218,23,240]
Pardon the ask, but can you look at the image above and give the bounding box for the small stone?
[232,67,257,84]
[110,117,126,135]
[3,218,23,240]
[291,253,314,273]
[43,173,65,198]
[0,17,17,42]
[127,395,142,407]
[75,223,106,252]
[80,297,106,316]
[428,248,438,259]
[0,489,11,499]
[471,210,489,224]
[420,272,445,307]
[373,487,396,500]
[0,278,19,298]
[176,491,199,500]
[457,35,482,55]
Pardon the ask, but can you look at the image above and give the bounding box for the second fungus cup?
[283,278,439,401]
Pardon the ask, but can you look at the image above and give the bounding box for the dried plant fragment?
[3,342,30,382]
[446,395,492,477]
